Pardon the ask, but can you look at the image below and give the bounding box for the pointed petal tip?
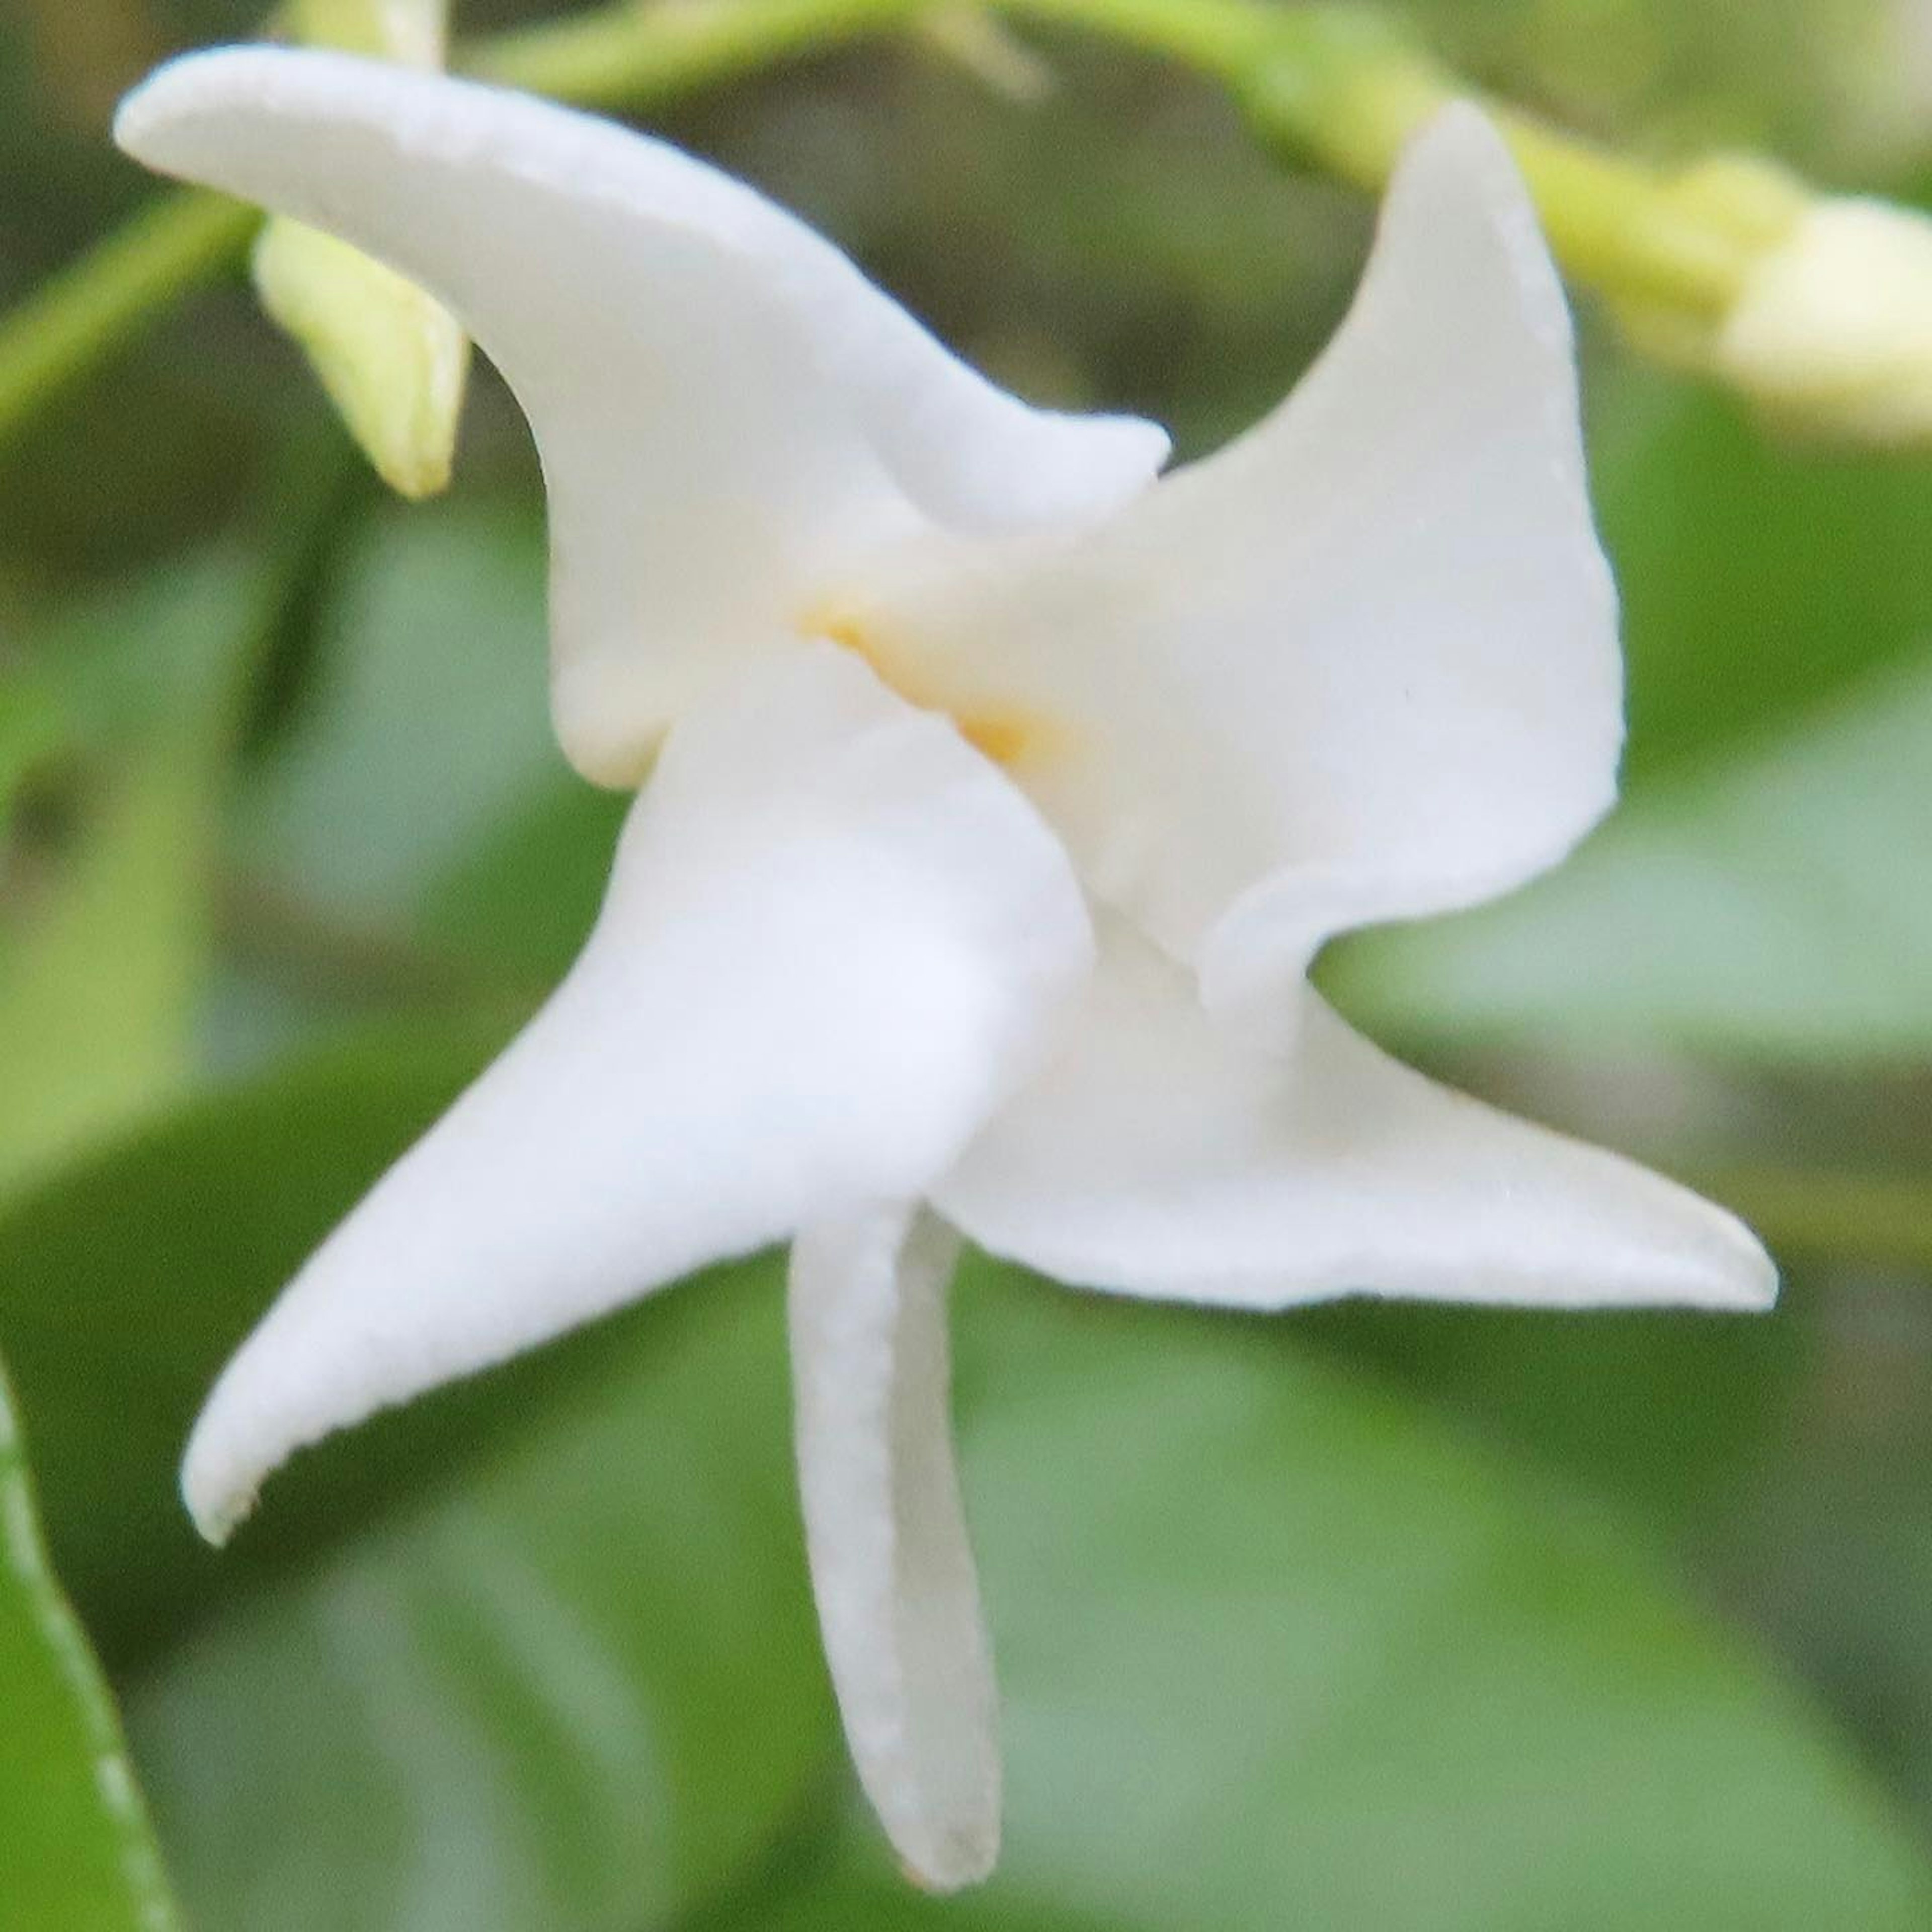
[1393,99,1540,220]
[1388,96,1574,352]
[180,1429,258,1550]
[899,1823,1000,1894]
[1405,97,1516,169]
[1648,1182,1780,1315]
[789,1211,1004,1895]
[111,64,168,160]
[1700,1218,1781,1313]
[178,1324,333,1549]
[113,46,238,164]
[1046,412,1168,524]
[114,45,391,172]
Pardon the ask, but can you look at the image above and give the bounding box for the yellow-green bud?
[254,0,469,497]
[254,222,469,499]
[1716,198,1932,445]
[1606,154,1932,445]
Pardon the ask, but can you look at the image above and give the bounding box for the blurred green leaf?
[1294,1291,1798,1540]
[1701,1270,1932,1830]
[1599,383,1932,788]
[0,664,68,831]
[1335,641,1932,1062]
[0,736,213,1196]
[0,1354,181,1932]
[237,496,621,988]
[1330,379,1932,1062]
[903,1269,1930,1929]
[1301,1258,1932,1872]
[0,1025,834,1932]
[0,555,261,1195]
[2,1026,1911,1927]
[743,1868,1113,1931]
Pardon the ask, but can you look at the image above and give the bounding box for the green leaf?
[1700,1269,1932,1832]
[1295,1290,1799,1540]
[1308,1261,1932,1867]
[0,555,262,1196]
[741,1868,1112,1932]
[0,1026,835,1932]
[1329,379,1932,1063]
[1333,644,1932,1062]
[0,1355,181,1932]
[1,1039,1923,1927]
[692,1265,1932,1929]
[0,664,69,833]
[0,736,212,1195]
[838,1268,1927,1930]
[1598,382,1932,789]
[237,497,620,989]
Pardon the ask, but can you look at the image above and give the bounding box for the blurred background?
[8,1,1932,1926]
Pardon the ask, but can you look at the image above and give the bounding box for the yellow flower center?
[802,606,1050,769]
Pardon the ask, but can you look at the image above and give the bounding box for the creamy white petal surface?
[936,923,1776,1311]
[852,108,1618,1025]
[789,1208,998,1893]
[182,648,1092,1542]
[115,49,1167,783]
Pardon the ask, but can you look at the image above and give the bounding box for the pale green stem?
[0,190,258,445]
[0,0,1790,456]
[0,0,924,448]
[995,0,1753,314]
[471,0,924,105]
[1700,1168,1932,1276]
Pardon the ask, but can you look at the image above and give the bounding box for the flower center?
[802,606,1047,769]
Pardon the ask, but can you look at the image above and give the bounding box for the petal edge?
[789,1206,1001,1891]
[183,649,1092,1542]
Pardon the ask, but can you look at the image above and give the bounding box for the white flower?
[117,51,1776,1892]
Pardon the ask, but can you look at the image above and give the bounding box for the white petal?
[855,106,1617,1024]
[183,647,1092,1543]
[789,1206,998,1892]
[115,49,1167,783]
[935,923,1776,1312]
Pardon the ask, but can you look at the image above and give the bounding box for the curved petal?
[182,647,1092,1543]
[115,49,1168,783]
[934,923,1776,1312]
[789,1207,998,1892]
[855,106,1618,1028]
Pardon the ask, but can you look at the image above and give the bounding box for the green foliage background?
[8,1,1932,1926]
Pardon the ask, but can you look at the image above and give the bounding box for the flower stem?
[469,0,924,106]
[994,0,1751,314]
[0,189,258,447]
[0,0,1807,456]
[1700,1167,1932,1275]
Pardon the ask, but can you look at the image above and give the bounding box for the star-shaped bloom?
[118,50,1776,1891]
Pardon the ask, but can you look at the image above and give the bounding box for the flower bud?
[254,0,469,497]
[1715,197,1932,445]
[253,221,469,498]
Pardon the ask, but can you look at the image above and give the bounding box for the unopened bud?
[254,221,469,498]
[1715,197,1932,445]
[255,0,469,496]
